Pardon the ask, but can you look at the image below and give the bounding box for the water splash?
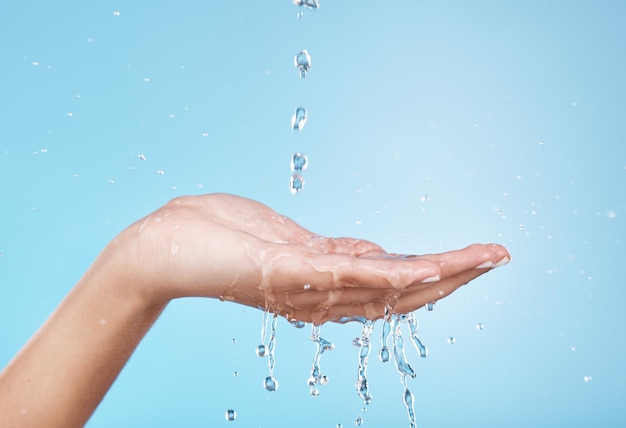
[354,320,374,405]
[291,107,308,130]
[425,302,435,311]
[294,50,311,78]
[308,324,334,396]
[291,153,308,172]
[265,314,279,391]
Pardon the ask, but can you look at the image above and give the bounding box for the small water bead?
[583,375,592,383]
[425,302,435,311]
[293,0,320,8]
[290,173,304,194]
[294,50,311,78]
[225,409,237,421]
[264,376,278,392]
[476,323,484,330]
[291,107,308,131]
[291,320,307,328]
[291,153,308,172]
[256,344,266,357]
[448,337,456,345]
[354,414,364,426]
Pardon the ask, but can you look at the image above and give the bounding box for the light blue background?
[1,1,624,427]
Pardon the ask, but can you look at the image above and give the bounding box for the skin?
[0,193,510,427]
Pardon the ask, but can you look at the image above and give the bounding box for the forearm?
[0,241,167,427]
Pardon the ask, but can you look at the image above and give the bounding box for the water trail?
[393,314,417,428]
[379,307,392,362]
[308,324,334,396]
[256,307,269,357]
[264,314,279,391]
[392,315,416,378]
[406,312,428,358]
[400,375,417,428]
[354,320,374,405]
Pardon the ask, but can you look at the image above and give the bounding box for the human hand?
[114,193,510,324]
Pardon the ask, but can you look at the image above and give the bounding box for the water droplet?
[291,320,307,328]
[138,154,146,161]
[113,10,121,17]
[607,210,616,219]
[476,323,484,330]
[290,173,304,194]
[231,338,236,344]
[583,375,592,383]
[336,424,343,428]
[264,375,278,391]
[294,0,320,9]
[425,302,435,311]
[256,344,266,357]
[291,153,308,172]
[354,414,364,426]
[291,107,308,131]
[420,195,430,203]
[447,337,456,345]
[156,169,164,175]
[294,50,311,78]
[225,409,237,421]
[233,371,238,377]
[519,223,525,231]
[310,388,320,397]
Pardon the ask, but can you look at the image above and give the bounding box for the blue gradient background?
[1,1,624,427]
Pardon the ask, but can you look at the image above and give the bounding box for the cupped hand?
[117,193,510,324]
